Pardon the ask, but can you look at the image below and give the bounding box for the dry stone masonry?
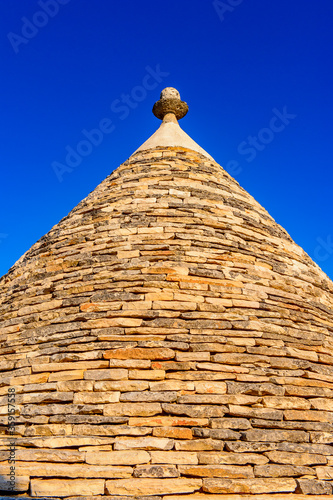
[1,88,333,498]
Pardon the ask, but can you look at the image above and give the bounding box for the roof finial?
[153,87,189,121]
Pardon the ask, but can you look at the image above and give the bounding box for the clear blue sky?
[1,0,333,279]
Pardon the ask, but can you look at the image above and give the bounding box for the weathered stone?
[104,403,161,416]
[262,396,311,410]
[104,347,175,360]
[84,369,128,380]
[296,478,333,495]
[129,369,166,380]
[244,429,309,443]
[48,370,84,382]
[114,437,174,450]
[208,418,251,429]
[0,461,133,478]
[198,451,268,465]
[72,424,151,436]
[152,426,193,439]
[175,439,224,451]
[31,479,105,496]
[284,409,333,422]
[195,381,227,393]
[149,380,195,391]
[95,380,149,391]
[57,380,94,391]
[193,428,241,440]
[129,416,208,427]
[105,478,202,496]
[73,392,120,404]
[265,451,327,466]
[254,464,314,477]
[202,477,297,494]
[276,441,333,456]
[315,466,333,480]
[121,391,177,402]
[228,405,283,420]
[86,450,150,465]
[133,465,179,478]
[162,403,227,418]
[150,451,198,464]
[108,359,151,369]
[32,361,109,372]
[178,464,254,478]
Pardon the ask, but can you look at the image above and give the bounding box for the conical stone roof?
[1,88,333,499]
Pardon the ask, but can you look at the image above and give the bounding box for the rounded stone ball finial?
[153,87,189,121]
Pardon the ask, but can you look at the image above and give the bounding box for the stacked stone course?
[1,146,333,498]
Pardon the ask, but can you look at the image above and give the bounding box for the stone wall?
[0,147,333,498]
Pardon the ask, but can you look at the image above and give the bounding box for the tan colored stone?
[262,396,311,409]
[178,394,260,405]
[57,380,93,391]
[315,466,333,480]
[0,448,84,462]
[310,398,333,411]
[84,368,128,380]
[244,429,309,442]
[0,460,132,478]
[48,370,84,382]
[120,391,177,402]
[296,478,332,495]
[32,360,109,372]
[228,405,283,420]
[87,318,142,328]
[10,372,49,385]
[114,436,173,451]
[198,452,268,465]
[86,449,150,465]
[129,416,208,427]
[105,478,202,496]
[202,477,297,494]
[109,359,151,368]
[129,369,166,380]
[175,439,224,451]
[30,478,105,496]
[73,392,120,404]
[265,451,327,466]
[197,362,249,373]
[284,409,333,422]
[104,402,161,416]
[72,424,151,436]
[254,464,314,477]
[195,381,227,394]
[179,464,254,478]
[151,451,198,464]
[104,347,175,360]
[153,427,193,439]
[176,352,210,361]
[149,380,195,391]
[95,380,149,391]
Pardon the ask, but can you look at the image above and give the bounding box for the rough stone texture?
[1,120,333,498]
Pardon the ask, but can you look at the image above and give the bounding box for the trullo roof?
[1,87,333,499]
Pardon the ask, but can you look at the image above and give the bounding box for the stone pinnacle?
[153,87,189,121]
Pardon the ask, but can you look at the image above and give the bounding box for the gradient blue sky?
[1,0,333,279]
